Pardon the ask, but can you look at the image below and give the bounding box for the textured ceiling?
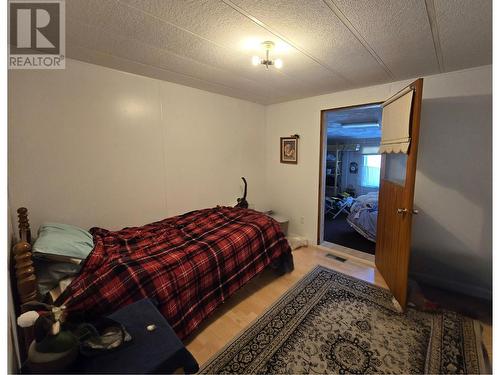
[65,0,492,104]
[326,104,382,140]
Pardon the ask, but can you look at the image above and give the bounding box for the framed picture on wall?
[280,137,298,164]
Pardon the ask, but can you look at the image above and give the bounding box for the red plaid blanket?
[57,207,292,339]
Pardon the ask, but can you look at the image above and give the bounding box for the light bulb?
[275,58,283,69]
[252,56,260,66]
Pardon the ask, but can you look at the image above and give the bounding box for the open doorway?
[319,103,382,256]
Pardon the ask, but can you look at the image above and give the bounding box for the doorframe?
[317,101,383,252]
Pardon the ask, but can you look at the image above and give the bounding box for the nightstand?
[265,211,289,236]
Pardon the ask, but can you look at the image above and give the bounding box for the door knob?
[397,208,408,214]
[412,209,419,215]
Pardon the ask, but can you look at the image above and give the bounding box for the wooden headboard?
[10,208,38,361]
[12,207,38,306]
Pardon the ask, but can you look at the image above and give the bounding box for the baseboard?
[410,271,492,301]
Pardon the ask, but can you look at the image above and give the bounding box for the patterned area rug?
[200,266,486,374]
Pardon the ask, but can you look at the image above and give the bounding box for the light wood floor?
[185,246,491,367]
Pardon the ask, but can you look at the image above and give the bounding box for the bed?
[346,192,378,243]
[11,206,293,346]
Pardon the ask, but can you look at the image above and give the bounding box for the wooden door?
[375,78,423,309]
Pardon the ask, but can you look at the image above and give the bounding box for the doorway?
[318,80,423,309]
[318,103,382,257]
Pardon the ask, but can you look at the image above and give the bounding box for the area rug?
[200,266,486,374]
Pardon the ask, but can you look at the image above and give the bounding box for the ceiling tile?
[66,0,343,98]
[434,0,492,72]
[229,0,391,85]
[333,0,439,79]
[68,44,268,103]
[66,19,277,103]
[120,0,278,50]
[63,0,491,104]
[119,0,350,95]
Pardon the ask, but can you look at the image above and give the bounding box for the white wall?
[265,65,492,298]
[8,59,267,232]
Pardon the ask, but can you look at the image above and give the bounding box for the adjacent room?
[6,0,492,374]
[322,104,382,255]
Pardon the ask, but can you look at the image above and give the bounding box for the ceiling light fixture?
[252,41,283,70]
[341,123,380,129]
